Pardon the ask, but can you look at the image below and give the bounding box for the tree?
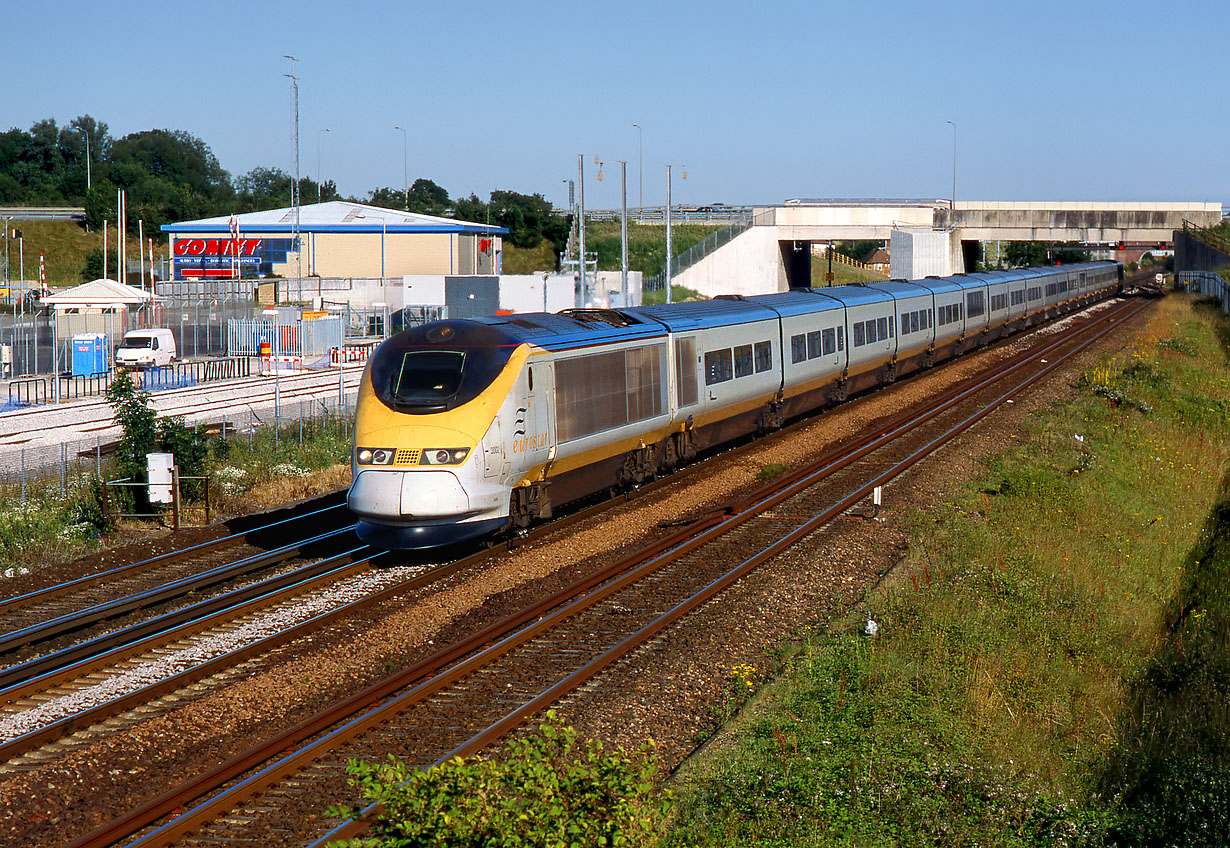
[366,186,407,210]
[327,711,669,847]
[408,178,449,215]
[106,371,157,482]
[107,129,233,231]
[61,115,109,200]
[451,192,488,224]
[82,246,118,282]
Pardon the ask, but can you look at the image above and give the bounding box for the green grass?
[500,239,558,275]
[664,295,1230,846]
[812,258,889,286]
[3,220,147,287]
[0,414,351,578]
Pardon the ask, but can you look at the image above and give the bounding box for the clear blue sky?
[6,0,1225,210]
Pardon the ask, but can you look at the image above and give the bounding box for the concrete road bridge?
[672,199,1222,297]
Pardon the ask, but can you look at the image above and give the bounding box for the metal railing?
[226,317,342,358]
[138,358,252,391]
[0,391,355,501]
[0,206,86,222]
[1182,219,1230,254]
[5,357,253,409]
[577,206,754,224]
[1177,271,1230,314]
[644,217,755,293]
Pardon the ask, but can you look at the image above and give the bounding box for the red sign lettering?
[174,238,262,257]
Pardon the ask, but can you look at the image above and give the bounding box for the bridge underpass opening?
[962,240,980,273]
[781,239,812,288]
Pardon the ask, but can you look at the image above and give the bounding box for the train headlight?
[356,447,397,466]
[419,448,470,466]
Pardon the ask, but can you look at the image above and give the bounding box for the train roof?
[860,280,934,299]
[629,297,781,330]
[465,261,1120,349]
[472,309,666,351]
[740,290,845,317]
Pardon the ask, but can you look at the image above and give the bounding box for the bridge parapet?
[936,201,1221,242]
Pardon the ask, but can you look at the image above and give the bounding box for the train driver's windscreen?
[369,320,523,414]
[393,351,466,405]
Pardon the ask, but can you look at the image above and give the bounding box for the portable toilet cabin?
[71,333,109,377]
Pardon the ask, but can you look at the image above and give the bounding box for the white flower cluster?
[214,466,249,496]
[270,463,310,479]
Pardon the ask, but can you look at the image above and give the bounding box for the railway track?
[53,296,1147,848]
[0,502,356,672]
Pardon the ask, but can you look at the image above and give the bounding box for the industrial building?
[161,201,507,283]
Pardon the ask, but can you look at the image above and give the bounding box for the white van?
[115,328,177,368]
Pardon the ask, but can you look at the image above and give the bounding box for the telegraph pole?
[284,55,301,302]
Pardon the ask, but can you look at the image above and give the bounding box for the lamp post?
[283,54,301,304]
[317,128,330,202]
[946,120,957,212]
[76,126,91,193]
[577,153,601,307]
[632,123,643,214]
[598,160,630,306]
[393,125,408,210]
[665,163,686,304]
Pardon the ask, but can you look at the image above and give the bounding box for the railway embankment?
[663,293,1230,846]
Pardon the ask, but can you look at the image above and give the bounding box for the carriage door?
[483,414,503,478]
[524,361,555,462]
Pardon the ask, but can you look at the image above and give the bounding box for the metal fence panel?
[1177,271,1230,314]
[226,317,341,357]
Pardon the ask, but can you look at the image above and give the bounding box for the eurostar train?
[348,261,1123,548]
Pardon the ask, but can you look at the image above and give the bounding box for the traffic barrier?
[330,342,378,364]
[260,355,302,373]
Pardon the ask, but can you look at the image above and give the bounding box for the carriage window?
[790,333,806,364]
[734,344,754,378]
[966,291,985,318]
[676,337,698,407]
[754,341,773,372]
[837,326,844,350]
[853,322,866,347]
[705,349,734,385]
[822,327,836,355]
[807,330,822,359]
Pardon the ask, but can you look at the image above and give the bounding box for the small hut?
[41,278,165,352]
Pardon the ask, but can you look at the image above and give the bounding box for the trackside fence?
[5,358,252,410]
[644,216,753,294]
[0,390,356,508]
[226,317,342,358]
[1177,271,1230,315]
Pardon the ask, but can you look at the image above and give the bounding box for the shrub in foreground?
[327,711,669,847]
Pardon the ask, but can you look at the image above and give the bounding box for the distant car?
[115,328,177,368]
[15,288,48,307]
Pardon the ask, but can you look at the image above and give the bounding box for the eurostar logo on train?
[512,432,550,454]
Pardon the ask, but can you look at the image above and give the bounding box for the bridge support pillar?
[889,228,966,279]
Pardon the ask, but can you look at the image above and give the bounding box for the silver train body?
[348,262,1123,548]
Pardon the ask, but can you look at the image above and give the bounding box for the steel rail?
[319,296,1150,845]
[0,501,348,618]
[0,545,376,761]
[0,526,360,693]
[63,297,1145,848]
[0,526,357,660]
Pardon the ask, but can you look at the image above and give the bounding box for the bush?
[326,711,669,847]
